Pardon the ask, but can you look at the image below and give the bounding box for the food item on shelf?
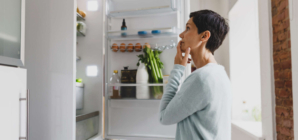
[136,61,150,99]
[120,43,126,52]
[121,66,137,98]
[135,43,142,52]
[163,75,169,84]
[152,30,161,34]
[138,31,147,36]
[79,11,86,18]
[143,43,151,49]
[110,70,121,99]
[77,21,87,35]
[111,43,119,52]
[77,7,80,13]
[137,47,164,99]
[76,78,83,83]
[121,19,127,36]
[127,43,134,52]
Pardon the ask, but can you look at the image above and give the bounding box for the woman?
[159,10,231,140]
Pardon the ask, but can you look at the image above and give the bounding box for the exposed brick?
[280,41,288,50]
[278,10,286,21]
[285,8,289,19]
[277,133,288,140]
[274,34,279,43]
[278,0,289,12]
[275,71,280,78]
[285,80,292,88]
[279,51,291,61]
[290,109,293,118]
[279,89,292,97]
[276,116,283,125]
[274,43,282,52]
[278,31,287,41]
[274,24,283,33]
[275,80,285,88]
[276,107,290,117]
[280,71,292,79]
[271,1,293,138]
[288,40,291,48]
[281,60,291,69]
[274,63,282,70]
[283,19,290,30]
[280,126,292,136]
[273,15,279,25]
[283,99,293,107]
[274,54,281,63]
[276,98,283,105]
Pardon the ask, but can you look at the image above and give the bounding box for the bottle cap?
[114,70,118,73]
[122,19,126,26]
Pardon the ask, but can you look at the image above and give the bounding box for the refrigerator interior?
[103,0,189,139]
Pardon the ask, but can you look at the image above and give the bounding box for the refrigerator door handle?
[19,89,29,140]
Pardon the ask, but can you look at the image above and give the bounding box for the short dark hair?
[190,10,229,55]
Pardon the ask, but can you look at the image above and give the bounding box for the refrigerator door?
[25,0,76,139]
[103,0,190,139]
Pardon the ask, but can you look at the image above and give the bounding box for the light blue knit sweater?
[159,63,232,140]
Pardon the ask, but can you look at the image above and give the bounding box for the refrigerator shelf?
[109,98,161,101]
[108,5,177,18]
[77,30,85,37]
[76,12,85,21]
[107,83,166,87]
[107,32,177,40]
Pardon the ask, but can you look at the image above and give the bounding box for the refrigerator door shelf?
[107,32,178,40]
[108,6,177,18]
[106,83,166,100]
[107,0,179,18]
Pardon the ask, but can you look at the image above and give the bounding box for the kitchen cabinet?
[0,66,27,140]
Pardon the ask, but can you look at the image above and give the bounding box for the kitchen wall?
[271,0,294,139]
[76,0,103,135]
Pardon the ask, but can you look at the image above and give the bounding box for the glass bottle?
[109,70,120,99]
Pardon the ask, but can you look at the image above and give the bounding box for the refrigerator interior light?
[86,65,98,77]
[87,0,98,11]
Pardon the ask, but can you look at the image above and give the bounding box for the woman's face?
[179,17,204,52]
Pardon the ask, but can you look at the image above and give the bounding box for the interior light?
[87,0,98,11]
[86,65,98,77]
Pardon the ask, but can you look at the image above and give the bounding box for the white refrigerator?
[102,0,191,139]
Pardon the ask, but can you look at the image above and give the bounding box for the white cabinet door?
[0,66,26,140]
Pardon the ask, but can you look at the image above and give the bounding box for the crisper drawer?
[107,0,179,17]
[107,100,176,139]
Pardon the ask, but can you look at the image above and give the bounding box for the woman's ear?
[201,31,211,42]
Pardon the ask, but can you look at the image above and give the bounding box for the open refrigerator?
[102,0,191,139]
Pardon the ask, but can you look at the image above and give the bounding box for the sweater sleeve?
[159,64,212,125]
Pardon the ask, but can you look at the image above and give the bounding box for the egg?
[120,43,126,52]
[135,43,142,52]
[127,43,134,52]
[111,43,119,52]
[143,43,151,49]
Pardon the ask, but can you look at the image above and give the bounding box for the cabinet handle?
[19,89,29,140]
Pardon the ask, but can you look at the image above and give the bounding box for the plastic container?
[136,61,150,99]
[138,31,147,36]
[151,30,161,34]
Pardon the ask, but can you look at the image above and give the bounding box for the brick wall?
[271,0,294,139]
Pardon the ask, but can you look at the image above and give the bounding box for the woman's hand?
[175,41,191,67]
